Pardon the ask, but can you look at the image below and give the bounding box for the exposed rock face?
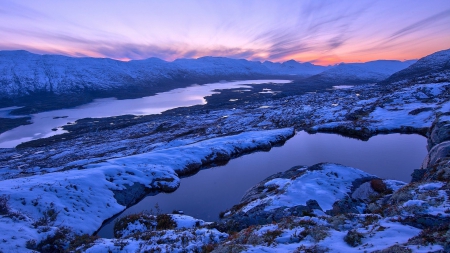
[423,141,450,169]
[418,114,450,182]
[427,114,450,149]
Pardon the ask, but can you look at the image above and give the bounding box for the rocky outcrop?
[215,163,380,231]
[427,114,450,149]
[416,114,450,183]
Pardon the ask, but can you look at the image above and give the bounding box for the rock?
[427,114,450,150]
[112,183,154,207]
[351,181,379,200]
[411,169,427,182]
[328,197,363,216]
[344,229,364,247]
[422,141,450,169]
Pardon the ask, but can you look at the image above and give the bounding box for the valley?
[0,49,449,252]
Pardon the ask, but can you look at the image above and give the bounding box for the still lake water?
[97,131,426,238]
[0,80,291,148]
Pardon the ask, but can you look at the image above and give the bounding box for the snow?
[314,60,415,82]
[85,228,228,253]
[418,182,443,191]
[1,49,449,251]
[403,200,426,207]
[384,180,407,191]
[238,164,373,214]
[171,214,204,228]
[0,128,293,252]
[115,214,206,238]
[0,51,311,98]
[265,164,371,211]
[264,178,291,189]
[262,60,329,76]
[239,217,422,253]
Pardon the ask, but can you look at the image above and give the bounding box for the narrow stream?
[97,131,427,238]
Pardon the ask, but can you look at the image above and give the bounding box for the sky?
[0,0,449,65]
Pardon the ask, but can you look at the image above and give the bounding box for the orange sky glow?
[0,0,449,65]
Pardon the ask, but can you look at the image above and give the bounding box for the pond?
[97,131,427,238]
[0,80,291,148]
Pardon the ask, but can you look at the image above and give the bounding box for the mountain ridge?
[380,48,450,85]
[0,49,435,114]
[302,59,417,85]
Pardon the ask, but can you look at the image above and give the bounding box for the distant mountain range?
[380,48,450,85]
[2,49,447,113]
[304,60,417,85]
[262,60,330,76]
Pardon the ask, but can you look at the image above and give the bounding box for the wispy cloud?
[0,0,49,20]
[0,1,449,64]
[247,1,370,61]
[385,8,450,43]
[349,8,450,56]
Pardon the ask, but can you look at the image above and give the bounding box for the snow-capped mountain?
[262,60,330,76]
[0,52,310,100]
[0,50,179,99]
[0,51,420,101]
[305,60,416,85]
[173,56,270,77]
[381,48,450,85]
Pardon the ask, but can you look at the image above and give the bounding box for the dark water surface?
[98,131,426,238]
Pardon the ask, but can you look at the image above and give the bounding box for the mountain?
[262,60,330,76]
[304,60,416,85]
[173,56,270,77]
[0,50,177,99]
[0,50,424,113]
[0,52,283,113]
[0,52,298,101]
[381,48,450,85]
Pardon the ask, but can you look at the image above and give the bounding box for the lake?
[97,131,427,238]
[0,80,291,148]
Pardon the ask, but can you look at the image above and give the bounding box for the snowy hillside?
[306,60,416,85]
[0,52,288,100]
[262,60,329,76]
[0,50,177,98]
[173,57,270,77]
[0,51,416,102]
[382,48,450,85]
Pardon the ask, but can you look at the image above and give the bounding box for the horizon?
[1,0,449,65]
[0,48,424,66]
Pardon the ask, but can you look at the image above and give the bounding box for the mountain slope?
[173,57,270,77]
[0,50,177,98]
[381,48,450,85]
[0,52,285,113]
[262,60,330,76]
[305,60,416,85]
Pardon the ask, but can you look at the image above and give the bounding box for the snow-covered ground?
[0,48,449,251]
[82,162,449,252]
[0,128,293,252]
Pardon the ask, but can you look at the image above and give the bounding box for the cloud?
[385,8,450,43]
[349,8,450,56]
[246,1,370,61]
[0,0,49,20]
[1,1,448,64]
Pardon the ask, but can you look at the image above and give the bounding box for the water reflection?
[0,80,291,148]
[97,131,426,238]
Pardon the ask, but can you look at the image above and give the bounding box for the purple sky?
[1,0,449,65]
